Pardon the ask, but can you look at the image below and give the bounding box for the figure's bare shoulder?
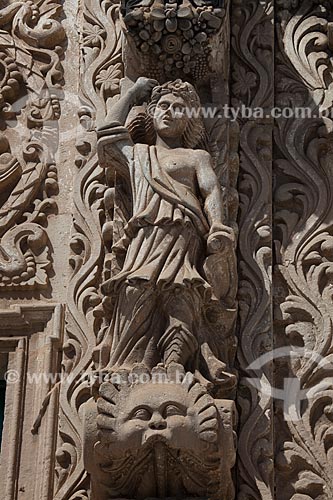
[195,149,211,160]
[174,147,211,163]
[193,149,214,172]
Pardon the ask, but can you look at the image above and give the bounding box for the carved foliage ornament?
[0,0,64,290]
[231,1,274,498]
[54,0,120,495]
[274,1,333,499]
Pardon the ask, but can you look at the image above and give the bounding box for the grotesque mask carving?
[84,367,236,500]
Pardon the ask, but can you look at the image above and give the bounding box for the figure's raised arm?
[97,78,158,178]
[98,77,158,129]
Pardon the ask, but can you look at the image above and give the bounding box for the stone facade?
[0,1,332,499]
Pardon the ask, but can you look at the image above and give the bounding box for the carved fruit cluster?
[0,52,22,110]
[123,0,226,80]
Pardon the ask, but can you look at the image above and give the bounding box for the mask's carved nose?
[148,417,167,430]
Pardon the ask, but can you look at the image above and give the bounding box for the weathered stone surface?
[0,1,332,500]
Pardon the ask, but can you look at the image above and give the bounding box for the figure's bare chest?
[157,152,196,186]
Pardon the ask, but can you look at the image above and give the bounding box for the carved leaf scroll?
[0,0,65,290]
[55,0,121,497]
[231,1,274,499]
[274,1,333,499]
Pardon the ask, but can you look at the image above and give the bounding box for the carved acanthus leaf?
[274,1,333,498]
[277,1,332,93]
[231,0,274,109]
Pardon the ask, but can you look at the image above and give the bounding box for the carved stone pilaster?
[0,304,64,500]
[231,1,275,498]
[56,1,239,498]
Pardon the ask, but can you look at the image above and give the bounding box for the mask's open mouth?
[144,433,168,446]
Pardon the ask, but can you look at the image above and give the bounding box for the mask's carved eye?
[130,408,152,421]
[163,404,186,418]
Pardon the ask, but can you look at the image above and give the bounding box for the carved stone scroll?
[274,2,333,499]
[55,2,121,497]
[0,0,65,291]
[231,1,274,498]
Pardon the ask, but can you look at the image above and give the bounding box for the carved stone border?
[231,1,274,497]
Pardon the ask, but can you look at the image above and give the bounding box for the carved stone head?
[149,79,204,147]
[127,79,205,148]
[97,368,219,451]
[84,366,236,499]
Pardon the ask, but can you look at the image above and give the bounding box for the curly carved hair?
[127,79,207,149]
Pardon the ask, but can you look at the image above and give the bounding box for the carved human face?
[153,93,188,140]
[114,382,199,451]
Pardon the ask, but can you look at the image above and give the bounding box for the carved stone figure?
[84,367,236,500]
[95,77,237,391]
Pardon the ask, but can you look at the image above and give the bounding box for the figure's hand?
[207,223,235,254]
[130,77,158,105]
